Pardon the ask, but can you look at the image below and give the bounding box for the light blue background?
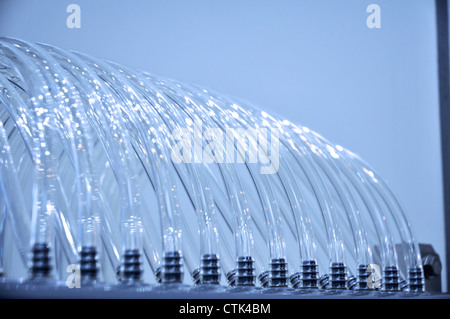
[0,0,445,290]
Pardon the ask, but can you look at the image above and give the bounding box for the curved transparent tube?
[0,37,424,293]
[0,40,79,279]
[13,40,103,283]
[39,44,145,284]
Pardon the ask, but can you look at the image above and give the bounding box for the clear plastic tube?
[0,40,79,280]
[0,193,4,276]
[0,38,424,293]
[340,149,423,290]
[40,45,146,284]
[82,57,185,283]
[0,88,32,268]
[167,84,291,287]
[138,78,225,284]
[200,93,341,272]
[152,80,279,282]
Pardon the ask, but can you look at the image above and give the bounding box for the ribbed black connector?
[161,251,183,283]
[258,270,270,288]
[330,262,347,289]
[400,278,408,291]
[119,249,143,284]
[226,269,236,287]
[191,268,201,285]
[347,275,357,290]
[382,265,400,292]
[301,260,319,289]
[200,254,220,284]
[79,246,99,283]
[408,266,424,292]
[318,274,329,289]
[235,256,255,286]
[356,264,370,290]
[269,258,288,287]
[289,272,301,288]
[30,243,52,279]
[155,267,162,284]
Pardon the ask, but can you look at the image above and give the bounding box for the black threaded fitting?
[330,262,347,289]
[161,251,183,283]
[289,272,301,288]
[79,246,99,283]
[226,269,236,287]
[400,278,408,291]
[408,266,424,292]
[155,267,162,284]
[235,256,255,286]
[300,260,319,289]
[30,242,52,279]
[200,254,220,284]
[119,249,143,284]
[192,268,201,285]
[269,258,288,287]
[383,265,400,292]
[347,275,357,290]
[356,264,370,290]
[258,270,270,288]
[318,274,330,289]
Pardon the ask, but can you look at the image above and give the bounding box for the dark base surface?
[0,279,448,299]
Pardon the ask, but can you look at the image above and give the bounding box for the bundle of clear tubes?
[0,37,424,296]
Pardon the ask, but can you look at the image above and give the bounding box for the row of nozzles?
[26,244,415,292]
[0,37,423,293]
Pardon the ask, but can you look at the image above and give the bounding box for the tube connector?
[79,246,99,283]
[227,256,256,287]
[382,265,400,292]
[119,249,143,284]
[155,267,162,284]
[356,264,370,290]
[318,274,330,289]
[258,270,270,288]
[330,262,347,289]
[269,258,288,287]
[400,278,408,291]
[161,251,183,284]
[347,275,357,290]
[289,272,301,288]
[30,242,52,279]
[226,269,236,287]
[235,256,255,286]
[408,266,424,292]
[300,260,319,289]
[200,254,220,284]
[191,268,201,285]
